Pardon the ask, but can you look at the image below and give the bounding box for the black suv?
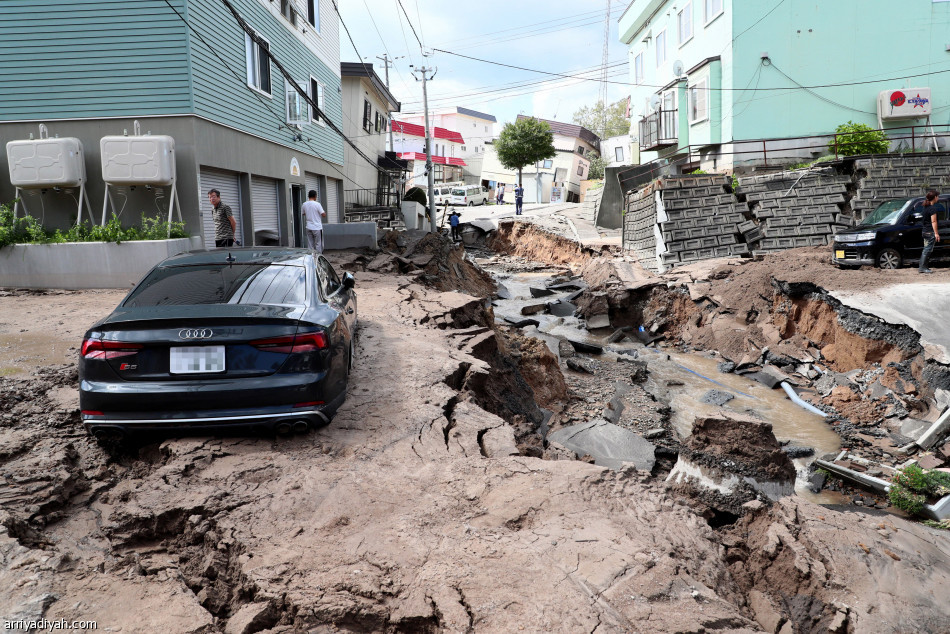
[832,195,950,269]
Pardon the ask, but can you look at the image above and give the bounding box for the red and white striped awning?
[397,152,467,167]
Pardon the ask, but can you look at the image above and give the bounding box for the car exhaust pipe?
[90,426,126,445]
[292,420,310,434]
[275,422,293,435]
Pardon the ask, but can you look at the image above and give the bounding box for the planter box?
[0,237,201,289]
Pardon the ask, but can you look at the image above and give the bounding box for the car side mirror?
[910,212,923,222]
[342,272,356,289]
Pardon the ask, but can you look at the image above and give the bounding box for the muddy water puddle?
[0,332,76,376]
[488,267,844,503]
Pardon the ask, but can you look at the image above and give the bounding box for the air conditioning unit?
[878,87,932,120]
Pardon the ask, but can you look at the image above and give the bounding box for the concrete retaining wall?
[851,154,950,220]
[0,237,200,289]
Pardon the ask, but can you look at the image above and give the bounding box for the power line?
[396,0,423,50]
[160,0,363,186]
[433,46,950,92]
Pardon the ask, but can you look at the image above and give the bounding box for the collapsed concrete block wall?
[851,154,950,221]
[622,174,746,272]
[738,168,852,253]
[622,180,661,273]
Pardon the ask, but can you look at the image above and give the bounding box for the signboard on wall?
[878,88,932,119]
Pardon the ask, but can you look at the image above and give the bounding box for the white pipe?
[780,381,827,418]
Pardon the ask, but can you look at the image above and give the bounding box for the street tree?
[587,152,608,180]
[495,117,556,186]
[572,99,629,139]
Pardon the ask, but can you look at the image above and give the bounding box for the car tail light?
[251,330,328,354]
[81,337,143,360]
[294,400,325,407]
[81,410,103,416]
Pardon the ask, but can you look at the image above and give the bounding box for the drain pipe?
[780,381,827,418]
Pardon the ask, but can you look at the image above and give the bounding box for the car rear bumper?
[81,391,345,435]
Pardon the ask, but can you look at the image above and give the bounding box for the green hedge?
[0,203,187,249]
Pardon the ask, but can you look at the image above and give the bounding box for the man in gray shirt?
[209,189,236,247]
[302,190,327,253]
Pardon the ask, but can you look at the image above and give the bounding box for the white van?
[450,185,488,206]
[432,185,455,206]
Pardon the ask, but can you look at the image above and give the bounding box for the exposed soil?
[2,231,950,632]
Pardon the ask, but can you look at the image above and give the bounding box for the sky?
[336,0,632,133]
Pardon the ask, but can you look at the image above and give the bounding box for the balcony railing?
[639,109,678,151]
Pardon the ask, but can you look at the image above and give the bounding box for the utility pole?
[411,58,437,233]
[376,53,401,153]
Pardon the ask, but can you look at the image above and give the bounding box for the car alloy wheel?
[877,248,902,269]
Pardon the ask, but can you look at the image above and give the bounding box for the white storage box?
[7,137,86,188]
[100,135,176,185]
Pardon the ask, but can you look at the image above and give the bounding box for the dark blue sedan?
[79,248,356,442]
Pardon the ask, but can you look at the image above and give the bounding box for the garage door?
[199,167,243,248]
[304,172,321,209]
[325,177,341,224]
[250,176,280,245]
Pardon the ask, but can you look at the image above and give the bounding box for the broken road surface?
[2,260,950,633]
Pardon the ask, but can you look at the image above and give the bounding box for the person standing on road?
[514,183,525,215]
[449,209,461,242]
[209,189,236,248]
[302,189,327,253]
[919,189,943,274]
[496,183,505,205]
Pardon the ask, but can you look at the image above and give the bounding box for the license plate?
[170,346,225,374]
[835,250,845,259]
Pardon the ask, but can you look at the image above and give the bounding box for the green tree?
[586,152,608,180]
[572,99,630,139]
[831,121,889,156]
[495,117,557,186]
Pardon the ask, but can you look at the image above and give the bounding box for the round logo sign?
[889,91,906,108]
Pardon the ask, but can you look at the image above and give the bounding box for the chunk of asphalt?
[607,329,627,344]
[495,283,512,300]
[602,396,625,424]
[548,279,587,292]
[568,339,603,355]
[745,370,782,389]
[586,314,611,330]
[504,317,541,329]
[782,445,815,459]
[700,389,735,406]
[547,300,577,318]
[566,357,595,374]
[717,361,736,373]
[628,360,649,383]
[642,428,665,440]
[529,286,556,298]
[547,419,656,471]
[557,340,575,359]
[521,303,547,316]
[565,289,585,302]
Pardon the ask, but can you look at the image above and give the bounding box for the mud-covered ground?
[2,239,950,633]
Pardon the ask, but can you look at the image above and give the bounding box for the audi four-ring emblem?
[179,328,213,340]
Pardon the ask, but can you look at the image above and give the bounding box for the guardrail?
[343,188,400,209]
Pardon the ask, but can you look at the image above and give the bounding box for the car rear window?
[451,189,466,196]
[124,264,307,307]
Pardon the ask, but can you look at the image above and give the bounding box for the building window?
[245,31,271,94]
[309,77,325,124]
[704,0,723,24]
[577,164,585,177]
[280,0,297,26]
[485,126,488,132]
[689,78,708,123]
[285,80,308,125]
[461,146,466,151]
[678,3,692,45]
[634,52,644,84]
[374,111,381,133]
[543,159,553,168]
[656,30,667,67]
[615,146,624,162]
[577,146,586,156]
[307,0,319,31]
[363,100,372,132]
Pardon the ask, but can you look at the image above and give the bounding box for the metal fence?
[343,188,400,209]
